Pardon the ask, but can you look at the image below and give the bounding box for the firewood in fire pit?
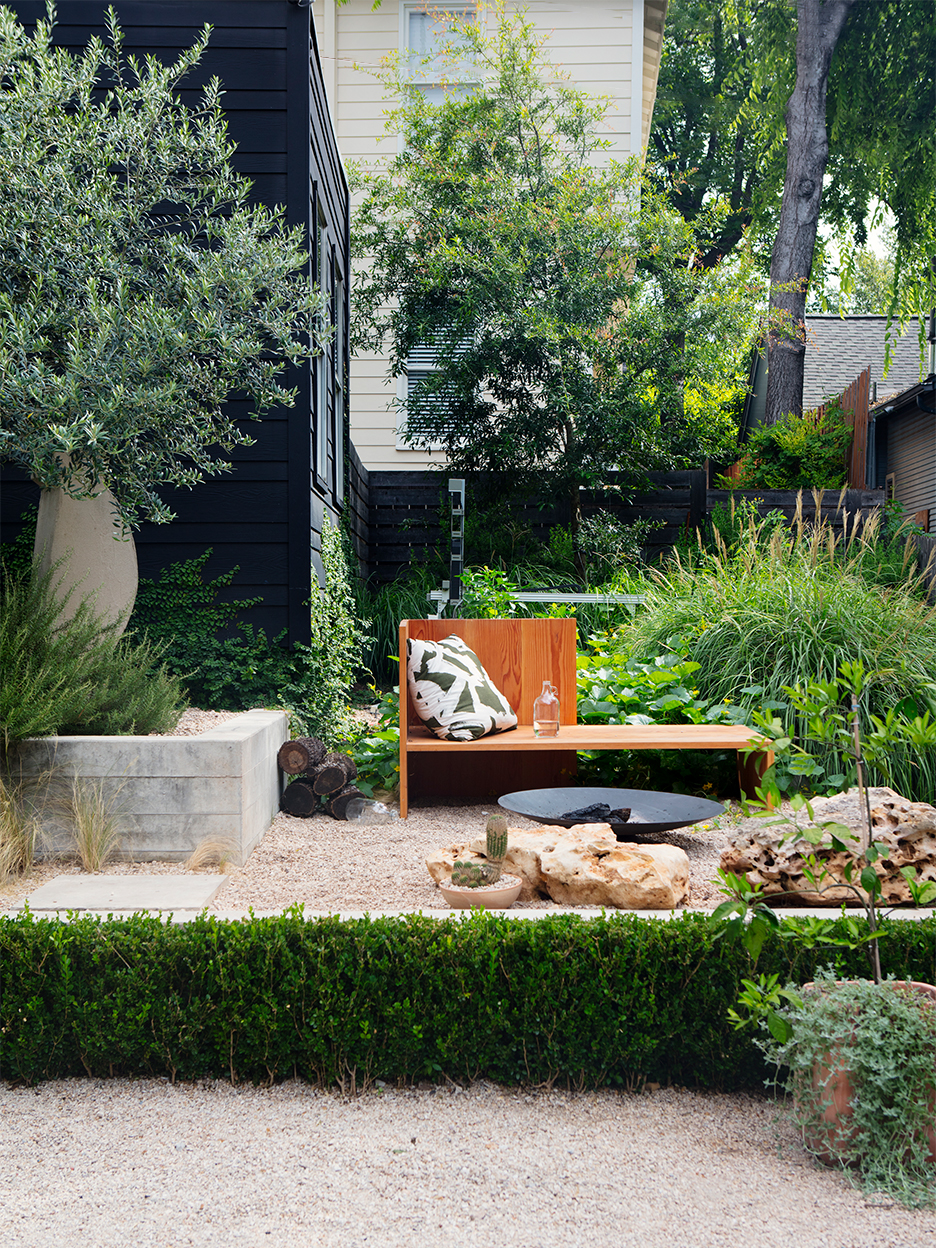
[560,802,631,824]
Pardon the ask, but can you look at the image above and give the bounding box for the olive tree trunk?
[765,0,856,425]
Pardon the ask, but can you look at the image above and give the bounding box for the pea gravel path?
[2,1079,935,1248]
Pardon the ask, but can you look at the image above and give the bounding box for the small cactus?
[484,814,508,884]
[450,815,509,887]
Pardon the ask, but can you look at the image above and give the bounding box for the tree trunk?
[325,785,366,820]
[309,753,358,796]
[279,779,320,818]
[277,737,327,776]
[765,0,856,425]
[34,486,138,632]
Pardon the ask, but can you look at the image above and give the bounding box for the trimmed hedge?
[2,910,934,1088]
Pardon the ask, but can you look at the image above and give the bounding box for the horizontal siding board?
[136,545,287,582]
[51,24,287,46]
[134,524,289,544]
[13,2,288,26]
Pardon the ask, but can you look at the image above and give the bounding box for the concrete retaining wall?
[15,710,288,865]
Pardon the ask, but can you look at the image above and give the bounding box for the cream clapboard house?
[313,0,667,471]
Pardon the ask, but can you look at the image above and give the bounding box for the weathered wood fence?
[347,467,885,586]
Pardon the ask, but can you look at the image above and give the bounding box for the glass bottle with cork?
[533,680,560,737]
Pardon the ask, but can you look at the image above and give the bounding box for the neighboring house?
[739,315,936,528]
[868,367,936,534]
[742,316,929,432]
[313,0,668,472]
[0,0,350,646]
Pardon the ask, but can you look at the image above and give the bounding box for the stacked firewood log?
[277,736,364,820]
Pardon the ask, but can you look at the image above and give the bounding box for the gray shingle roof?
[803,316,928,408]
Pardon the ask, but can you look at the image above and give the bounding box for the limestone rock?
[426,823,689,909]
[720,787,936,905]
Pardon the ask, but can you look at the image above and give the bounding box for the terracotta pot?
[801,981,936,1166]
[439,873,522,910]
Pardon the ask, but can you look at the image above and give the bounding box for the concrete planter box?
[14,710,288,865]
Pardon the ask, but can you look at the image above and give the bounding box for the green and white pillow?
[406,634,518,742]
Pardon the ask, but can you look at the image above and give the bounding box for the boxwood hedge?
[2,909,933,1088]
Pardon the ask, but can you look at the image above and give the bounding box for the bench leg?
[737,747,774,803]
[400,746,409,818]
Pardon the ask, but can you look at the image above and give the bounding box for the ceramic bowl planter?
[439,873,523,909]
[436,814,521,908]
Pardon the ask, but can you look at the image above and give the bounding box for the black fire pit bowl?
[498,787,724,843]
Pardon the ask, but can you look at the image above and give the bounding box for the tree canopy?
[0,4,328,527]
[651,0,936,418]
[351,7,763,523]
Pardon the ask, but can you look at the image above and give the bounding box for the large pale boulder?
[720,787,936,905]
[426,823,689,909]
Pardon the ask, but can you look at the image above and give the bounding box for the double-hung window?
[397,4,478,450]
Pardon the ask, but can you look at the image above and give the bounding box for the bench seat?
[405,722,764,753]
[399,618,771,817]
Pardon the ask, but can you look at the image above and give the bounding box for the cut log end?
[279,778,320,818]
[326,785,365,821]
[277,736,327,775]
[310,752,358,795]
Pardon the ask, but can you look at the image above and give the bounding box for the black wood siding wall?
[0,0,350,646]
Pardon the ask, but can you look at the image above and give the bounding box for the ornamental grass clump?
[626,496,936,721]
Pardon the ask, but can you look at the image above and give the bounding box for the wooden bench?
[398,618,773,817]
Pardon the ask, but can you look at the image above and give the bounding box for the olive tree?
[0,4,328,529]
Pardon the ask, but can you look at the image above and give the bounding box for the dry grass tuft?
[185,837,237,873]
[60,775,127,872]
[0,762,59,886]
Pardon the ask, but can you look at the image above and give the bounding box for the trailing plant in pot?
[711,662,936,1206]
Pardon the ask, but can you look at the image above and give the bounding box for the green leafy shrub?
[0,561,184,747]
[2,909,932,1089]
[576,512,664,581]
[129,523,367,743]
[722,402,854,490]
[346,688,400,798]
[575,635,752,795]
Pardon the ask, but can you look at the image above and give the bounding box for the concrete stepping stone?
[22,875,226,914]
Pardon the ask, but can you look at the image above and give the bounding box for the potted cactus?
[438,815,522,909]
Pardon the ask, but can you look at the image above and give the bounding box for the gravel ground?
[0,706,736,914]
[4,711,935,1243]
[1,1080,933,1248]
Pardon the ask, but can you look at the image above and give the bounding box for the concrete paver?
[22,874,226,913]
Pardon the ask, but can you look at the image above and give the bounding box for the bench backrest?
[400,618,578,733]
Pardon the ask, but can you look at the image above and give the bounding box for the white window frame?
[397,5,479,450]
[399,2,479,97]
